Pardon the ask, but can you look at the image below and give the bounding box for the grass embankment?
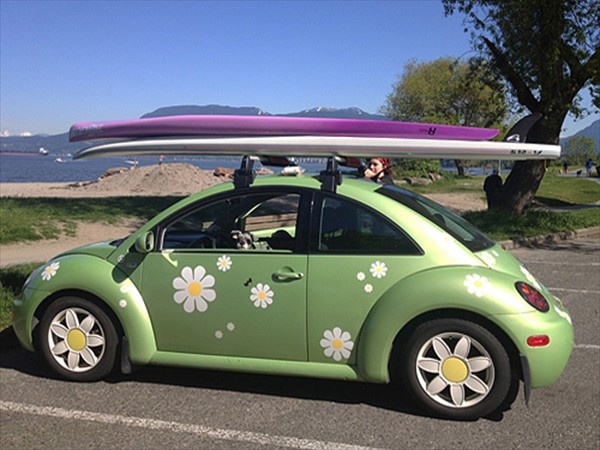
[0,196,182,330]
[411,172,599,241]
[1,174,598,331]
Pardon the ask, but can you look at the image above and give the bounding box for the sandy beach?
[0,163,486,266]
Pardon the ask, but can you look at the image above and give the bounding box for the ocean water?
[0,153,325,183]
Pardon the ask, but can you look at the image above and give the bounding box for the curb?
[500,226,600,250]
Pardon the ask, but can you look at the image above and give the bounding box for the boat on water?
[38,147,49,155]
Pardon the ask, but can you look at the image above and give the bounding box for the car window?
[161,192,300,251]
[377,185,496,252]
[316,195,421,255]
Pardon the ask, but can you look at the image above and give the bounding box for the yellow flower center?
[66,329,86,351]
[332,338,343,350]
[188,281,202,297]
[258,291,266,300]
[441,357,469,383]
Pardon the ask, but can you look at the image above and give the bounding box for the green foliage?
[382,57,509,129]
[392,159,441,178]
[0,196,182,244]
[562,136,597,165]
[0,263,41,330]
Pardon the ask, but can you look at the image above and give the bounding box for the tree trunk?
[497,119,558,215]
[497,160,546,214]
[454,159,465,176]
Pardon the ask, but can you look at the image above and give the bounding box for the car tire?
[39,297,118,381]
[400,318,515,420]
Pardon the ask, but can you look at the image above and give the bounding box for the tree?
[563,135,597,166]
[381,58,509,176]
[444,0,600,214]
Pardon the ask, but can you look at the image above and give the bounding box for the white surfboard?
[74,135,560,161]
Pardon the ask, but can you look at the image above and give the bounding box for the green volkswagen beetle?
[13,114,572,420]
[12,165,573,420]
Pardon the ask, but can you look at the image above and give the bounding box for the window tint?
[317,196,421,255]
[162,192,300,251]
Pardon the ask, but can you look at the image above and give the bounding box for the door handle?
[273,268,304,281]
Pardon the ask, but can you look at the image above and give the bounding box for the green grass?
[410,172,600,206]
[410,172,599,240]
[0,196,183,244]
[464,208,599,241]
[0,262,41,330]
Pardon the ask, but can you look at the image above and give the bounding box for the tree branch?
[482,37,540,111]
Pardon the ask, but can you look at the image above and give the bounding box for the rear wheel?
[39,297,118,381]
[400,318,515,420]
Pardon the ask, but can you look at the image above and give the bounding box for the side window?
[161,192,300,251]
[318,196,420,255]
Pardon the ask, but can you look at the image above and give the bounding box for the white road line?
[548,287,600,294]
[574,344,600,350]
[0,401,383,450]
[514,261,600,267]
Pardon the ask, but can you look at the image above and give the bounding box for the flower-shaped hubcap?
[47,307,106,372]
[415,333,494,408]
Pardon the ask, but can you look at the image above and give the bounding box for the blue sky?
[1,0,596,137]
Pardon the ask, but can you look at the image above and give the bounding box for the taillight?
[515,282,549,312]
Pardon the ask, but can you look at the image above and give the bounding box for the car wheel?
[401,318,514,420]
[39,297,118,381]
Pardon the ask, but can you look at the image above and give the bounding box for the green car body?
[12,175,573,420]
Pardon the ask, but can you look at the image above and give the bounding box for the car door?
[138,189,309,361]
[306,193,426,365]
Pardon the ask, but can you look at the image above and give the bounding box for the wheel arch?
[387,308,523,385]
[32,289,126,350]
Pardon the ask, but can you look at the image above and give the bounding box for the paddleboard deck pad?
[70,115,500,142]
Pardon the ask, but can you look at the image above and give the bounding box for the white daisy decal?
[215,330,223,339]
[320,327,354,362]
[479,251,496,267]
[356,272,366,281]
[520,265,542,290]
[227,322,235,332]
[41,262,60,281]
[118,300,127,309]
[370,261,388,279]
[217,255,232,272]
[250,283,274,309]
[172,266,216,313]
[364,283,373,293]
[464,274,491,298]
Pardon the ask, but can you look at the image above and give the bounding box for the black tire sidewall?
[401,318,513,420]
[39,297,118,381]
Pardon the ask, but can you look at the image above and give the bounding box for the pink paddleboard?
[69,115,500,142]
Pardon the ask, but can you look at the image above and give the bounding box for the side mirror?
[134,231,154,253]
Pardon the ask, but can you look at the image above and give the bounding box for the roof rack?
[318,156,343,193]
[233,155,258,189]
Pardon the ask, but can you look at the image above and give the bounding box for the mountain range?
[0,104,597,156]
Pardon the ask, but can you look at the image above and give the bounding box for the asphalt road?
[1,236,598,449]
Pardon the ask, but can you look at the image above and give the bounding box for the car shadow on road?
[0,342,510,422]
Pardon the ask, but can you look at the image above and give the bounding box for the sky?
[1,0,597,137]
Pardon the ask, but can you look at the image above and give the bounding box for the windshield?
[378,185,495,253]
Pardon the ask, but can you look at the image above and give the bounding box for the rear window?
[378,185,495,253]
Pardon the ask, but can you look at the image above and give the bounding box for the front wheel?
[39,297,118,381]
[400,319,516,420]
